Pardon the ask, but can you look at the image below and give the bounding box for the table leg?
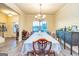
[64,39,66,49]
[71,44,72,55]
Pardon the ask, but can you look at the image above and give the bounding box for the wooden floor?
[0,38,24,56]
[0,38,78,56]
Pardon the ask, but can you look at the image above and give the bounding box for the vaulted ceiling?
[15,3,66,15]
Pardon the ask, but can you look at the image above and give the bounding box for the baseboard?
[5,37,16,39]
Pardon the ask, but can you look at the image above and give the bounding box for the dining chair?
[33,38,55,56]
[22,30,30,40]
[27,38,55,56]
[51,32,57,39]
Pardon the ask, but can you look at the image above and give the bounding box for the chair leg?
[27,52,36,56]
[71,45,72,55]
[48,51,55,56]
[53,52,55,56]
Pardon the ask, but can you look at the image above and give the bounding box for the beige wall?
[0,12,8,37]
[0,12,19,37]
[56,3,79,29]
[0,12,8,23]
[19,15,25,41]
[6,15,19,37]
[22,14,56,32]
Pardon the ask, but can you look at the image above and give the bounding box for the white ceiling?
[0,4,18,16]
[15,3,66,15]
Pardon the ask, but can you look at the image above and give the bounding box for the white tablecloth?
[21,32,61,55]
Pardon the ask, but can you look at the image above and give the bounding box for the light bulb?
[38,14,41,16]
[42,15,46,18]
[35,16,37,18]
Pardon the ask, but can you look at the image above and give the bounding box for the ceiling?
[15,3,66,15]
[0,3,18,16]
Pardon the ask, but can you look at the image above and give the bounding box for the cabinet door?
[72,32,79,45]
[65,32,71,45]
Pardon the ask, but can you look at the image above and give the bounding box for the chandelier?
[35,4,46,20]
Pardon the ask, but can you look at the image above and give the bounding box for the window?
[40,20,47,32]
[32,19,47,32]
[32,20,39,32]
[13,22,19,33]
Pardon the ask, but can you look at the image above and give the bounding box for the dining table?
[21,32,62,56]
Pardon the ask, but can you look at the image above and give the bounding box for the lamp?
[35,4,46,20]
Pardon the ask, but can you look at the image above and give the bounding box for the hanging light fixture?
[35,4,46,19]
[37,4,42,17]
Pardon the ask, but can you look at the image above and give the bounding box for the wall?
[22,14,56,32]
[0,12,19,37]
[0,12,8,36]
[56,3,79,29]
[0,12,8,23]
[6,15,19,37]
[19,15,25,41]
[4,3,24,41]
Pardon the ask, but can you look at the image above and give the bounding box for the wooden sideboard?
[56,31,79,55]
